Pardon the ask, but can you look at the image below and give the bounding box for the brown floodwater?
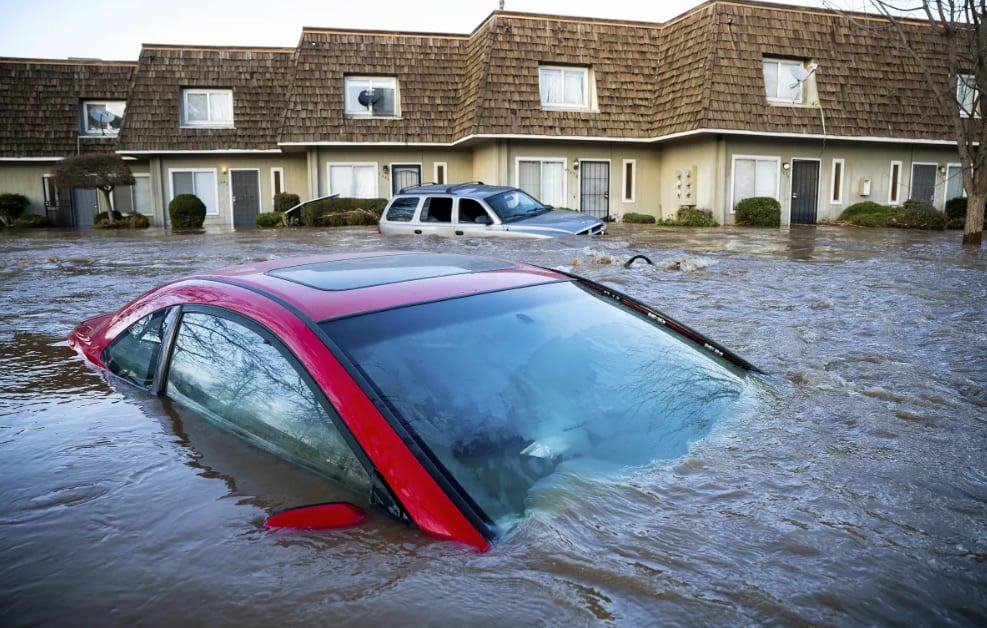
[1,224,985,626]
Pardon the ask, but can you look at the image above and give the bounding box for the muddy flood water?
[1,224,985,626]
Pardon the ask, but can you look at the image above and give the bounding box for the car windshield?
[321,281,755,530]
[485,190,549,222]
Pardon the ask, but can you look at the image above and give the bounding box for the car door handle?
[414,229,422,234]
[455,230,464,236]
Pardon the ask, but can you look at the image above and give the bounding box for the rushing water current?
[1,225,985,626]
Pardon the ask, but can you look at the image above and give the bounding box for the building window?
[538,66,591,109]
[328,163,378,198]
[170,169,219,215]
[271,167,285,209]
[622,159,636,203]
[731,156,779,211]
[114,174,152,215]
[81,100,125,136]
[830,159,844,204]
[434,162,447,185]
[517,158,566,207]
[763,58,809,103]
[946,163,965,201]
[344,77,398,116]
[957,73,980,118]
[182,89,233,127]
[888,161,902,205]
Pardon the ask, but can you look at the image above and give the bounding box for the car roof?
[394,182,516,199]
[188,251,568,322]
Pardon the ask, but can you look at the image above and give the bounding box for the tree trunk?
[963,191,985,246]
[100,187,115,224]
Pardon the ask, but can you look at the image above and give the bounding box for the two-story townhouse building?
[0,1,971,230]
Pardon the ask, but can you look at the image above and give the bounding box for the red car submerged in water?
[68,252,760,551]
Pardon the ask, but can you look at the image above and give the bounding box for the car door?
[454,198,506,237]
[413,196,455,236]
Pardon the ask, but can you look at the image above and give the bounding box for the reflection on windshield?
[322,281,753,528]
[486,190,549,222]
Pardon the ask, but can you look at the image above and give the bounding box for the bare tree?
[862,0,986,245]
[51,153,135,225]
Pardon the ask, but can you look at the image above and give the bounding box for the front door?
[791,160,820,225]
[579,161,610,220]
[911,164,937,205]
[391,164,422,195]
[231,169,261,229]
[72,188,99,228]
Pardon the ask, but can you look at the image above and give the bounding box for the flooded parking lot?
[1,224,985,625]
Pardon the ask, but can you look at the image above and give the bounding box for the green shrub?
[126,212,150,228]
[94,210,124,227]
[893,205,947,230]
[623,212,656,224]
[675,207,719,227]
[169,194,207,229]
[256,212,284,228]
[13,213,47,228]
[838,201,898,227]
[945,197,968,221]
[734,196,781,227]
[300,197,386,227]
[0,192,30,227]
[274,192,301,213]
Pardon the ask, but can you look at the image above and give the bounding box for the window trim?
[538,65,592,110]
[344,76,400,117]
[168,168,220,215]
[762,57,808,104]
[433,162,447,186]
[80,100,126,137]
[945,162,965,201]
[181,88,234,128]
[888,160,902,205]
[270,167,285,210]
[957,72,980,119]
[729,154,781,214]
[326,162,380,198]
[515,157,568,208]
[622,159,636,203]
[830,158,845,205]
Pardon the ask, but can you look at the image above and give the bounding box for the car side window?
[385,196,419,222]
[103,308,173,388]
[421,197,452,223]
[458,199,489,224]
[165,310,371,495]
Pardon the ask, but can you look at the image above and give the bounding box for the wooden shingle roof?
[117,45,295,152]
[0,58,135,158]
[280,28,470,145]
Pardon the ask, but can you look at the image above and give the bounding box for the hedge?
[734,197,781,227]
[169,194,207,229]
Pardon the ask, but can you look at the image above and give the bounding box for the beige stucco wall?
[0,162,57,215]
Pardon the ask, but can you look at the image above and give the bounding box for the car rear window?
[385,196,419,222]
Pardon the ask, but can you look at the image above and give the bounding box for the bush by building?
[623,212,656,224]
[734,197,781,227]
[13,214,47,228]
[0,192,30,227]
[256,212,284,228]
[300,197,386,227]
[169,194,207,229]
[273,192,301,213]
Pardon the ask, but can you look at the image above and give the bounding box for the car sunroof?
[267,253,517,291]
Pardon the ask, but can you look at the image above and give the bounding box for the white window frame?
[730,155,781,213]
[622,159,636,203]
[957,73,980,119]
[763,58,807,104]
[433,162,447,185]
[270,167,285,209]
[888,160,903,205]
[181,88,234,127]
[326,162,379,198]
[830,158,845,205]
[538,65,592,110]
[945,162,965,201]
[81,100,126,136]
[344,77,399,117]
[169,168,220,215]
[515,157,568,208]
[130,173,152,215]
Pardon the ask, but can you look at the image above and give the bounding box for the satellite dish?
[358,88,380,107]
[789,66,810,83]
[89,107,115,123]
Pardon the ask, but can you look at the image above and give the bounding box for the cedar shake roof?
[0,58,135,158]
[280,28,470,144]
[117,45,295,152]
